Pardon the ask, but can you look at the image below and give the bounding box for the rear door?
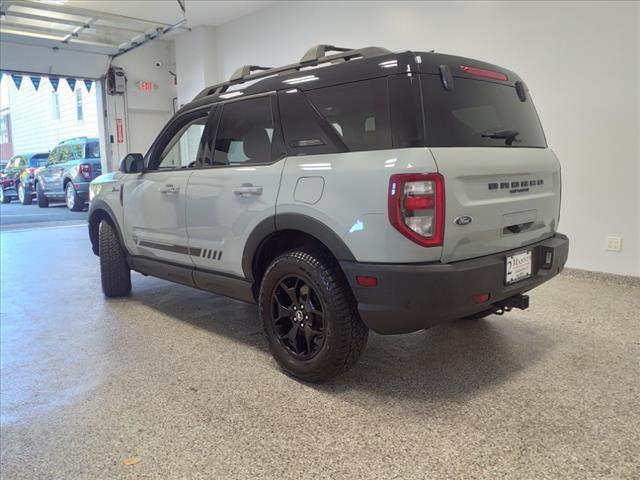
[186,93,285,278]
[122,108,211,266]
[420,74,560,263]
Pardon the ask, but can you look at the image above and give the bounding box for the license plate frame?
[505,250,533,285]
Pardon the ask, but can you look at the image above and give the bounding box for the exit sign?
[137,80,156,92]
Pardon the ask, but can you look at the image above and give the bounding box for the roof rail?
[229,65,274,82]
[194,45,391,101]
[300,44,352,63]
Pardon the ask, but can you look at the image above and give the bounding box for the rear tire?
[18,183,32,205]
[36,183,49,208]
[0,188,10,204]
[259,249,368,383]
[99,220,131,298]
[65,182,83,211]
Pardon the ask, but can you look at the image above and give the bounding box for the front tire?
[65,182,83,211]
[259,249,368,383]
[99,220,131,297]
[18,183,32,205]
[36,182,49,208]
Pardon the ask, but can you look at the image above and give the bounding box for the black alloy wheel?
[271,274,326,359]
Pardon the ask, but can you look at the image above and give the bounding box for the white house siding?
[3,75,99,155]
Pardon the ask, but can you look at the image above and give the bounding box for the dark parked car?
[0,153,49,204]
[35,137,102,211]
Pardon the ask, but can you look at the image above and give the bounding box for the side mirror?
[120,153,144,174]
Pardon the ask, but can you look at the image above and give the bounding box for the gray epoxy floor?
[1,224,639,479]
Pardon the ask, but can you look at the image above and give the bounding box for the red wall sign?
[116,118,124,144]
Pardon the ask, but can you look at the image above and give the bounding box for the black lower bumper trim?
[341,233,569,334]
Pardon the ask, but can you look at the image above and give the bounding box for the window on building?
[51,92,60,121]
[0,112,9,144]
[76,89,84,123]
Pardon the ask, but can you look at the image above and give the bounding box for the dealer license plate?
[505,250,532,284]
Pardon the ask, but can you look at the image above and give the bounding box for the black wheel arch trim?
[88,199,126,256]
[242,213,356,280]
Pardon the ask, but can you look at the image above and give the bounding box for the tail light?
[80,164,92,180]
[388,173,445,247]
[28,167,36,177]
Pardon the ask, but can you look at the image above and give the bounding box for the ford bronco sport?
[88,45,569,382]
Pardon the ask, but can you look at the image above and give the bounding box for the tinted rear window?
[421,74,546,148]
[305,78,391,152]
[30,154,48,167]
[85,141,100,158]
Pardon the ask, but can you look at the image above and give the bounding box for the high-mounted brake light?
[80,164,92,180]
[388,173,445,247]
[460,65,508,82]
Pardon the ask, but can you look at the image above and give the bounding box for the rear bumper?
[73,181,90,201]
[341,233,569,334]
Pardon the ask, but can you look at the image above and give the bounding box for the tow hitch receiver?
[492,294,529,315]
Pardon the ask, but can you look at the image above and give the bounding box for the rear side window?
[421,74,546,148]
[213,97,274,165]
[306,78,391,151]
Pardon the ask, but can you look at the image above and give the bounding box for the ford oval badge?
[455,215,473,226]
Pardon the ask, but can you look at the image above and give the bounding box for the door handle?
[233,184,263,197]
[159,184,180,194]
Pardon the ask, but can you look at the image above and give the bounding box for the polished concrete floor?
[1,224,639,479]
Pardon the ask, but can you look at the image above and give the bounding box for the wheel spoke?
[273,296,292,320]
[305,298,323,317]
[303,324,322,354]
[279,280,299,306]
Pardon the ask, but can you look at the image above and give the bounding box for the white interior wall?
[210,0,639,276]
[174,25,219,107]
[110,40,177,163]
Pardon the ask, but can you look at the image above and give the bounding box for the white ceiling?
[67,0,277,28]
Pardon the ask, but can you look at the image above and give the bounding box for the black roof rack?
[194,44,391,100]
[229,65,274,82]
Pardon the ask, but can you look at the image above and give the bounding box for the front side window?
[156,116,208,170]
[213,97,274,166]
[305,78,392,151]
[47,148,61,165]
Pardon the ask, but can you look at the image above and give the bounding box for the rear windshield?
[421,74,546,148]
[30,154,48,167]
[85,141,100,158]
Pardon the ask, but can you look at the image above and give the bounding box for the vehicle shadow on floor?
[128,276,555,402]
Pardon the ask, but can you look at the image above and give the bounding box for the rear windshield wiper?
[481,129,520,146]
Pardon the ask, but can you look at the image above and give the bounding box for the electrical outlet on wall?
[606,236,623,252]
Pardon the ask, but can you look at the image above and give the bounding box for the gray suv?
[88,45,569,382]
[35,137,102,211]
